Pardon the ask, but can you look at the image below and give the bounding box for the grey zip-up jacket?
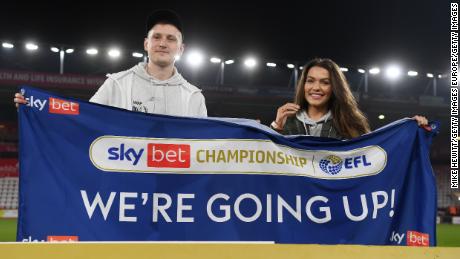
[90,62,207,117]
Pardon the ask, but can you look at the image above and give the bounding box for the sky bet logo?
[26,95,79,115]
[108,144,144,166]
[48,97,79,115]
[406,231,429,247]
[147,143,190,168]
[107,143,190,168]
[26,95,47,111]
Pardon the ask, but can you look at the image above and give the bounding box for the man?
[15,10,207,117]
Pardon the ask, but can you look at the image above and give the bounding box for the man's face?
[144,24,184,67]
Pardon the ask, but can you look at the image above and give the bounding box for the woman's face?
[304,66,332,109]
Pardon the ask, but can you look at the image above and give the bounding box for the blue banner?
[17,86,438,246]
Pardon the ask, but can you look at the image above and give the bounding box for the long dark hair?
[294,58,370,138]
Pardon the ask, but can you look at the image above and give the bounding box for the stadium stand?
[0,177,18,210]
[0,53,454,219]
[0,122,19,213]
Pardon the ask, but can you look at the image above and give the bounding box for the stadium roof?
[0,0,448,73]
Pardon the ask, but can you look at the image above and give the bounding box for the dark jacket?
[278,116,343,139]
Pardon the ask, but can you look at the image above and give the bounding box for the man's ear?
[178,43,185,57]
[144,38,149,52]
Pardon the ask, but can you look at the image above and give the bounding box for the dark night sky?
[0,0,449,74]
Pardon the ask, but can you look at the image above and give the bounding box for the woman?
[270,58,428,139]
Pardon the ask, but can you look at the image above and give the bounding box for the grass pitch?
[0,219,459,246]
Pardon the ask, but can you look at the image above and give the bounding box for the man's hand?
[14,93,27,108]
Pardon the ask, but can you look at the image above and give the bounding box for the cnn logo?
[147,143,190,168]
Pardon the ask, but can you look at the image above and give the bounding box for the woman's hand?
[273,103,300,130]
[412,115,431,131]
[412,115,428,126]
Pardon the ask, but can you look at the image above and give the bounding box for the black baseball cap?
[146,9,183,34]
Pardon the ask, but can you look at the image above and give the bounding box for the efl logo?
[49,97,79,115]
[319,155,372,175]
[147,143,190,168]
[47,235,79,242]
[406,231,429,247]
[316,146,387,178]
